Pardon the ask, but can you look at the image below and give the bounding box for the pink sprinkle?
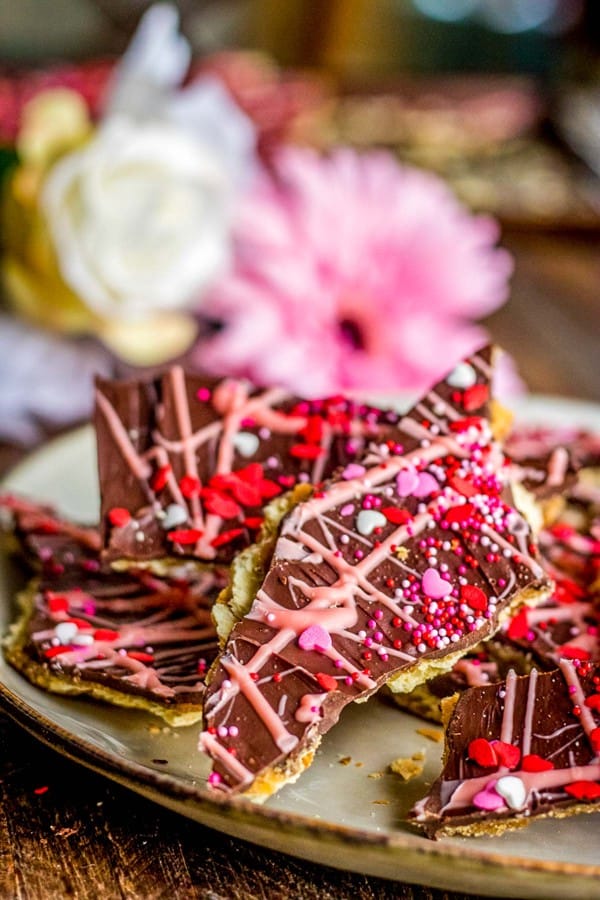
[422,567,452,600]
[569,685,577,694]
[298,624,332,652]
[355,549,364,560]
[229,725,239,737]
[342,463,366,480]
[340,503,355,517]
[196,387,211,402]
[374,609,383,620]
[208,772,222,785]
[473,783,506,812]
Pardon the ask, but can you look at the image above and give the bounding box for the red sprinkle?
[259,478,283,499]
[491,740,521,769]
[584,694,600,711]
[201,490,241,519]
[179,475,201,498]
[33,786,49,796]
[448,475,478,498]
[560,645,592,661]
[151,465,171,493]
[445,503,475,524]
[108,507,131,528]
[521,754,554,773]
[506,608,529,641]
[382,507,413,526]
[460,584,488,612]
[127,652,154,663]
[167,529,203,545]
[93,629,120,642]
[449,416,485,433]
[44,645,74,659]
[468,737,498,768]
[565,781,600,801]
[463,384,489,412]
[590,727,600,753]
[211,528,245,548]
[229,478,262,507]
[300,415,324,445]
[315,672,337,692]
[47,595,69,613]
[289,443,324,460]
[243,517,264,530]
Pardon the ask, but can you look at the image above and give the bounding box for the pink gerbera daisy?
[194,147,513,395]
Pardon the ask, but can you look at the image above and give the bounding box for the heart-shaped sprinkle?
[422,567,452,599]
[342,463,366,480]
[414,472,439,498]
[445,503,475,524]
[278,475,296,488]
[55,622,78,643]
[161,504,188,530]
[565,781,600,801]
[233,431,260,458]
[356,510,387,536]
[468,737,498,768]
[460,584,488,612]
[382,507,412,525]
[473,783,506,811]
[507,608,529,641]
[315,672,337,691]
[522,754,554,773]
[590,727,600,753]
[108,507,131,528]
[73,633,94,647]
[298,625,332,652]
[463,383,489,412]
[495,775,527,811]
[491,741,521,769]
[447,361,477,389]
[396,469,419,497]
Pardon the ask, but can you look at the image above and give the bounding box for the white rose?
[42,116,236,319]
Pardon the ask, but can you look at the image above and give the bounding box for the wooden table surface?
[0,231,598,900]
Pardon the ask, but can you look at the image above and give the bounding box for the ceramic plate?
[2,397,600,899]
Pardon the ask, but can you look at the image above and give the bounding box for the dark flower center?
[338,318,365,351]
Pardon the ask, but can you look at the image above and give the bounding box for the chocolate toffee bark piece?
[4,567,226,726]
[506,426,580,503]
[0,494,100,574]
[412,663,600,837]
[95,368,399,568]
[500,519,600,669]
[508,425,600,524]
[199,348,552,799]
[507,425,600,474]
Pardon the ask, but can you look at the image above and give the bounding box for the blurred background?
[0,0,599,459]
